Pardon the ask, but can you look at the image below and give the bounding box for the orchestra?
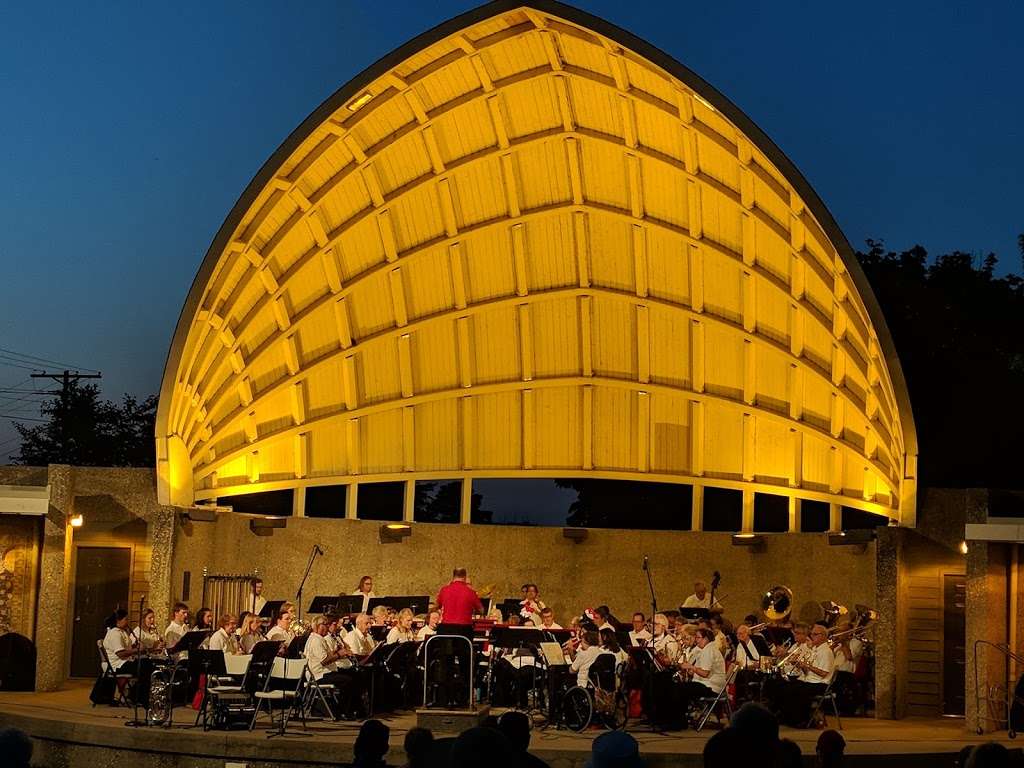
[104,567,876,735]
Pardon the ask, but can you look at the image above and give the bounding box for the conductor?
[436,567,483,625]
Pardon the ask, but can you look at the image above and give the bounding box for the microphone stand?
[643,557,657,623]
[296,545,322,623]
[126,594,147,727]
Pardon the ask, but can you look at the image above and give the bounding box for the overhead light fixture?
[380,522,412,544]
[346,92,374,112]
[69,514,84,528]
[562,527,588,543]
[828,530,875,546]
[249,517,287,536]
[731,533,764,551]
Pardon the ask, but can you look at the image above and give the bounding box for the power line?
[0,347,99,374]
[30,369,102,462]
[0,413,46,423]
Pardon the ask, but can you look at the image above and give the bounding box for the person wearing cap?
[585,731,644,768]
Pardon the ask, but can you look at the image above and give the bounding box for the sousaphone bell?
[762,585,794,622]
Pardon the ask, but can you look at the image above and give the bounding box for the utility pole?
[30,369,102,463]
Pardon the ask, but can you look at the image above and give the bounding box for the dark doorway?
[942,573,967,716]
[70,547,131,678]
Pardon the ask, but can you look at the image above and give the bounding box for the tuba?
[762,585,794,622]
[147,665,171,726]
[819,600,849,629]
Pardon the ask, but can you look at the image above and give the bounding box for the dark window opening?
[754,493,790,533]
[357,482,404,521]
[414,480,462,524]
[305,485,348,519]
[841,506,888,530]
[800,500,831,532]
[702,487,742,532]
[217,489,294,517]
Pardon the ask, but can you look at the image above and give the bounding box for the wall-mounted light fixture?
[561,527,588,544]
[828,530,876,547]
[69,514,84,528]
[731,533,764,547]
[380,522,412,544]
[959,540,969,555]
[249,517,287,536]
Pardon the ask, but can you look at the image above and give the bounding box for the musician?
[238,612,264,654]
[676,628,727,728]
[519,584,546,625]
[345,613,377,656]
[494,625,540,709]
[416,610,440,641]
[539,607,562,631]
[131,609,163,652]
[682,581,723,613]
[779,623,834,727]
[164,602,190,647]
[651,613,680,663]
[708,615,730,656]
[304,614,361,717]
[371,605,391,626]
[593,606,615,633]
[628,613,652,646]
[569,631,609,687]
[733,624,762,702]
[353,576,376,614]
[104,608,149,705]
[600,628,629,667]
[325,614,346,650]
[386,609,417,644]
[831,621,862,714]
[250,578,267,617]
[266,604,295,650]
[209,613,240,653]
[436,567,483,625]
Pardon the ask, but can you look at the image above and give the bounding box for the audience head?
[956,745,976,768]
[403,726,433,768]
[776,738,803,768]
[730,702,779,745]
[449,726,511,768]
[816,729,845,767]
[498,710,532,752]
[353,719,389,764]
[965,743,1011,768]
[586,730,643,768]
[0,728,33,768]
[703,727,759,768]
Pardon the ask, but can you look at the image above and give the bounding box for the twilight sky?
[1,0,1021,460]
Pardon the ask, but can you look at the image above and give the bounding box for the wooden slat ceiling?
[156,2,915,524]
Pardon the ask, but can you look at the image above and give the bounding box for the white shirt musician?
[417,610,441,641]
[682,581,723,612]
[569,633,611,687]
[131,610,163,652]
[539,608,562,631]
[518,583,546,625]
[103,622,136,671]
[733,624,762,668]
[680,629,727,694]
[209,614,240,654]
[651,614,680,663]
[345,614,376,656]
[352,576,376,614]
[628,613,652,646]
[386,609,417,644]
[797,626,835,684]
[164,602,190,648]
[266,608,295,649]
[250,579,267,617]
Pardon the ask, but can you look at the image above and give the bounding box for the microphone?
[642,555,649,571]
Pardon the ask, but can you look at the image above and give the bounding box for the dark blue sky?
[1,1,1021,459]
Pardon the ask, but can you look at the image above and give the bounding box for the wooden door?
[70,547,131,678]
[942,573,967,716]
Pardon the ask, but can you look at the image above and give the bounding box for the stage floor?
[0,681,1017,767]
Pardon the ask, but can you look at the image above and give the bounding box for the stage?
[0,682,1017,767]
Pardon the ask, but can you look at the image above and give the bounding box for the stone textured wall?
[0,514,40,638]
[171,513,877,628]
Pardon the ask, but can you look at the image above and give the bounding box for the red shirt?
[436,580,483,625]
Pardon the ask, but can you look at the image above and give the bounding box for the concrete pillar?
[36,465,73,691]
[874,526,904,718]
[966,538,1009,733]
[147,505,176,624]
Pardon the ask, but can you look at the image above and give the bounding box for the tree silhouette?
[857,239,1024,489]
[13,380,156,467]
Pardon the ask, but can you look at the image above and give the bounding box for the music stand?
[308,596,341,615]
[490,627,545,650]
[751,634,772,656]
[435,623,475,641]
[542,628,572,646]
[259,600,285,620]
[678,607,710,623]
[761,626,793,648]
[479,597,492,616]
[367,595,430,615]
[333,596,366,616]
[499,599,522,621]
[369,625,389,643]
[167,628,211,657]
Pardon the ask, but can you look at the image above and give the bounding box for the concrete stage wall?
[171,512,877,626]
